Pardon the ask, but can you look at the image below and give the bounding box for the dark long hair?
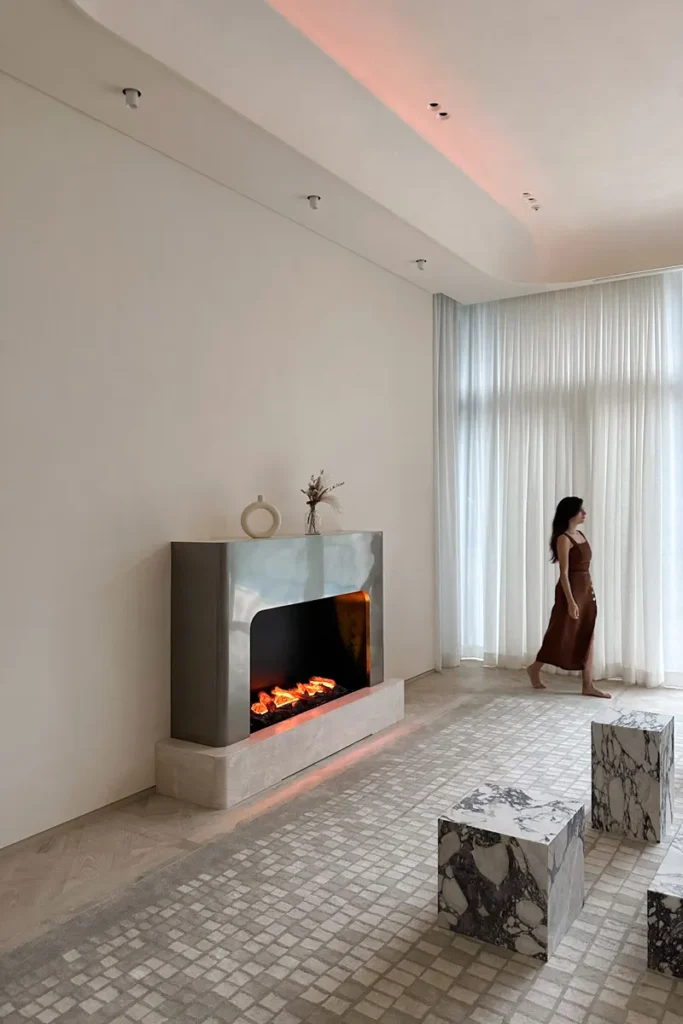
[549,496,583,563]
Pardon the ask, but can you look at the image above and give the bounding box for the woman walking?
[527,497,610,698]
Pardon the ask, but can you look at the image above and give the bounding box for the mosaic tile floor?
[3,682,683,1024]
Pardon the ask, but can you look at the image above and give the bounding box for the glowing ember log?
[272,686,300,707]
[250,677,337,715]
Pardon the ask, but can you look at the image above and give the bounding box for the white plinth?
[648,827,683,976]
[156,678,404,810]
[438,784,585,961]
[591,709,674,843]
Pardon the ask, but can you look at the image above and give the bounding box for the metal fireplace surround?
[170,531,384,747]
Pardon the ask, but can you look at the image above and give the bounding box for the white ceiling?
[3,0,683,302]
[268,0,683,280]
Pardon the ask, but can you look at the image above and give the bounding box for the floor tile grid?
[2,691,683,1024]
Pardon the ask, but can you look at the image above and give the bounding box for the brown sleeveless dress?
[536,534,597,670]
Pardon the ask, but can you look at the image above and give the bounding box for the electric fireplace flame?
[251,676,337,715]
[249,590,371,733]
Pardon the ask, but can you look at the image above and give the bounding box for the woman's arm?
[557,535,579,619]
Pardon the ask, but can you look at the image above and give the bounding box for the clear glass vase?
[305,504,321,536]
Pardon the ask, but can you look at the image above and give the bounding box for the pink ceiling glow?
[265,0,543,221]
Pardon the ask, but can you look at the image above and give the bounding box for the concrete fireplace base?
[156,678,404,810]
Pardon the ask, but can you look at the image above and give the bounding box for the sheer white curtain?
[435,272,683,686]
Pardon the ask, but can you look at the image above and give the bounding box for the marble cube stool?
[438,783,584,961]
[591,709,674,843]
[648,827,683,976]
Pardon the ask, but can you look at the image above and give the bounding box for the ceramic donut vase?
[240,495,282,539]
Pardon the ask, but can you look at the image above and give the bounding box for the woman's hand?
[569,600,580,620]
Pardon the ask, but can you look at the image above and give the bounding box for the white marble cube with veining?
[592,709,674,843]
[438,784,584,961]
[648,827,683,976]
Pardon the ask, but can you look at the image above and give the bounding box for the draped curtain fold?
[435,273,683,686]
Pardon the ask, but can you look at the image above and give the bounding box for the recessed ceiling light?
[437,111,450,121]
[522,192,541,211]
[122,87,141,110]
[428,101,440,110]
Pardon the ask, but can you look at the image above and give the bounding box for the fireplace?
[249,591,370,731]
[160,532,403,810]
[169,532,384,747]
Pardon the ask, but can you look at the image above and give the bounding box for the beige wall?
[0,73,434,850]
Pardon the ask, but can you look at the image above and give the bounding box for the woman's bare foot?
[582,685,611,698]
[526,665,546,690]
